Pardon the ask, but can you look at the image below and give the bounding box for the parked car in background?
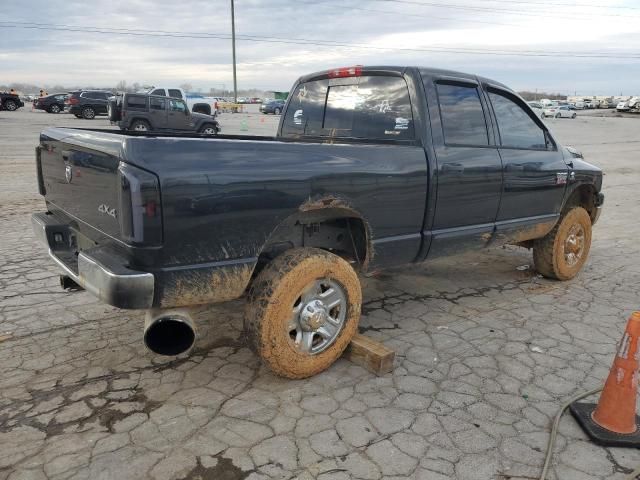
[141,87,219,115]
[66,90,112,119]
[0,92,25,111]
[526,101,544,119]
[260,99,286,114]
[33,93,68,113]
[109,93,220,135]
[544,105,576,119]
[616,98,638,112]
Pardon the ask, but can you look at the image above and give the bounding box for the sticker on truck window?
[394,117,410,130]
[294,109,303,125]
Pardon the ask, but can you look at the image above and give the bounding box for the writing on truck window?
[281,76,414,140]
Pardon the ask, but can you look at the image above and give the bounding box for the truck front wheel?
[533,207,592,280]
[245,248,362,378]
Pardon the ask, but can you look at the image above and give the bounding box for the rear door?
[485,86,567,238]
[149,97,169,130]
[84,91,109,113]
[422,77,503,257]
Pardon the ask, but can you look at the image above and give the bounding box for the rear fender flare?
[259,195,374,270]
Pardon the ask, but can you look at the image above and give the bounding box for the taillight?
[117,162,162,246]
[68,97,79,105]
[328,65,363,78]
[35,146,46,195]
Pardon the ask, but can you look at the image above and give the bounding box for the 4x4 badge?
[65,164,73,183]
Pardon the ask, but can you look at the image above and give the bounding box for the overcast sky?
[1,0,639,95]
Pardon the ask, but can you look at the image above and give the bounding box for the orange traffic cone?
[570,312,640,446]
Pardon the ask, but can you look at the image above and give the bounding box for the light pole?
[231,0,238,103]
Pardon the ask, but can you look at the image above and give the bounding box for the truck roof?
[298,65,511,92]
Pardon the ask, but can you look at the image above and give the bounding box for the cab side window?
[435,83,489,146]
[168,89,183,99]
[488,91,548,150]
[151,89,166,97]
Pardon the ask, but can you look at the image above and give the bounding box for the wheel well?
[564,184,598,222]
[255,209,371,277]
[129,117,150,128]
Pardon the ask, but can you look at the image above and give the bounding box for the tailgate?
[38,133,121,241]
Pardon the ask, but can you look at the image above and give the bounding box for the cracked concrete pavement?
[1,109,640,479]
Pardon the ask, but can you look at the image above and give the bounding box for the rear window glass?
[126,96,147,109]
[151,89,166,96]
[168,89,183,99]
[436,83,489,146]
[281,79,328,137]
[282,75,414,140]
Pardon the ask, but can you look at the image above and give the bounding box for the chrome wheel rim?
[202,127,215,134]
[51,105,60,113]
[134,123,148,131]
[84,109,94,119]
[564,223,585,266]
[288,278,347,355]
[6,102,16,111]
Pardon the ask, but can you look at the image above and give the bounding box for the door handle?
[442,163,464,173]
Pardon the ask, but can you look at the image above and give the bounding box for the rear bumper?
[32,212,154,309]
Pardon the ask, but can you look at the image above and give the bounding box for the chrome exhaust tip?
[143,309,196,356]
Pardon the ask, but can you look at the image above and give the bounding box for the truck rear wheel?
[533,207,592,280]
[245,248,362,379]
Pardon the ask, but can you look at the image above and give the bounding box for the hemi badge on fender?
[556,172,568,185]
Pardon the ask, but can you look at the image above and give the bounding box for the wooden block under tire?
[343,334,395,375]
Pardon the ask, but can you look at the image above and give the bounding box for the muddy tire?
[533,207,592,280]
[245,247,362,379]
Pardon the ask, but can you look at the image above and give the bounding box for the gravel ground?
[1,107,639,480]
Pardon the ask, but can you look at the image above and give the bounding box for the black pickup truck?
[32,65,603,378]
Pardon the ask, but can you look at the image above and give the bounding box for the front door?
[167,99,190,131]
[424,78,503,257]
[485,87,568,241]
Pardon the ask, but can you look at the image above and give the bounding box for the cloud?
[1,0,639,94]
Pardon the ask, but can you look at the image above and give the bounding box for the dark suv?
[110,94,220,135]
[0,92,25,111]
[66,90,112,119]
[34,93,68,114]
